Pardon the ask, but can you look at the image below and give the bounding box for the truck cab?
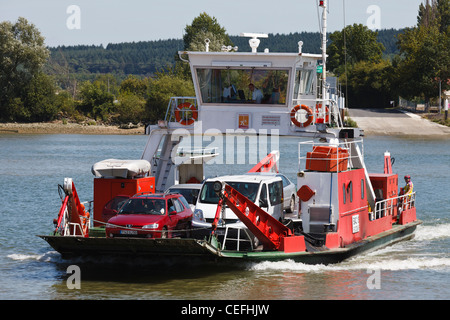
[192,174,284,234]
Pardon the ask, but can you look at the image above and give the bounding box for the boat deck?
[39,220,421,265]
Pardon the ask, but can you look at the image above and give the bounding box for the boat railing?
[221,225,254,251]
[291,98,342,126]
[372,192,416,220]
[297,138,363,172]
[55,198,69,236]
[64,223,85,237]
[164,96,198,124]
[56,200,92,237]
[58,201,84,237]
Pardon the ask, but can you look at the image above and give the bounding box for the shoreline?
[2,109,449,138]
[0,122,145,135]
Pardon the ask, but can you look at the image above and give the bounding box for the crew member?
[399,175,414,211]
[400,175,413,195]
[248,83,263,103]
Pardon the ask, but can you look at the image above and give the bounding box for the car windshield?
[168,188,199,204]
[199,181,259,204]
[119,198,166,215]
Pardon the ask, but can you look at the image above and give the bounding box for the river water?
[0,133,449,301]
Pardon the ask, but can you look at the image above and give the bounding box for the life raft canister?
[175,102,198,125]
[315,103,329,123]
[290,104,314,128]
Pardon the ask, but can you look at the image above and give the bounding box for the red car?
[105,193,193,239]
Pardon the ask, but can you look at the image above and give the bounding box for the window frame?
[194,66,291,106]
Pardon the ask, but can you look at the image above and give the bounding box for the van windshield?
[199,181,259,204]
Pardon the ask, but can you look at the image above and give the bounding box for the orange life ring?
[315,104,329,123]
[174,102,198,125]
[290,104,313,127]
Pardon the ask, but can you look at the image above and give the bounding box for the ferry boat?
[39,0,421,264]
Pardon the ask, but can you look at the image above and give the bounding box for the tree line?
[45,29,403,86]
[0,1,448,124]
[328,0,449,108]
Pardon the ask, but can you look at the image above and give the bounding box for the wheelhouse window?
[293,68,315,98]
[196,67,289,105]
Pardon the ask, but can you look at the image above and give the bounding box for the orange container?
[93,176,155,226]
[305,146,349,172]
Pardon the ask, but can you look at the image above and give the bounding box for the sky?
[0,0,425,47]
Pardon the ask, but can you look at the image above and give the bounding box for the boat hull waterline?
[39,220,420,264]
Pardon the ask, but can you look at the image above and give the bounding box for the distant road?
[347,108,450,137]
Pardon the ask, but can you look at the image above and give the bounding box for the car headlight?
[193,209,204,222]
[142,223,159,229]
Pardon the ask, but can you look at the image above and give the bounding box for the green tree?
[395,0,449,101]
[183,12,233,51]
[24,72,57,121]
[54,90,81,120]
[344,60,394,108]
[328,23,385,75]
[437,0,450,33]
[146,73,195,123]
[0,17,51,121]
[328,24,390,108]
[119,75,149,98]
[115,92,146,124]
[93,74,119,97]
[78,80,114,121]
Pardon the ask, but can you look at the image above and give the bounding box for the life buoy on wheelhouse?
[290,104,314,128]
[174,102,198,125]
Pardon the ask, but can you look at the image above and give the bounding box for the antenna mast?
[320,0,327,102]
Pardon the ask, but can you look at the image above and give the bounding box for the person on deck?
[400,175,413,196]
[399,175,414,211]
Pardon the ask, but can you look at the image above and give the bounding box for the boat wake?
[7,251,62,263]
[249,223,450,273]
[249,256,450,273]
[414,222,450,241]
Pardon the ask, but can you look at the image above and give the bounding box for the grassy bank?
[422,112,450,127]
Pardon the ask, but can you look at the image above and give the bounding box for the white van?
[192,174,284,235]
